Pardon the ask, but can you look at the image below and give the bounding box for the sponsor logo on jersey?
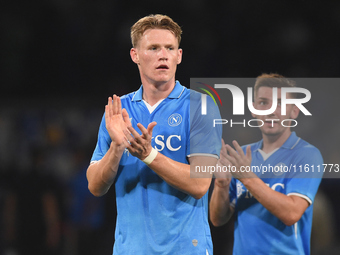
[237,182,245,198]
[237,180,285,200]
[153,134,182,152]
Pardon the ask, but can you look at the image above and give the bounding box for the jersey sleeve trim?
[290,137,301,150]
[287,192,312,205]
[187,153,219,159]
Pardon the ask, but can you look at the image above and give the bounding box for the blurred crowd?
[0,103,117,255]
[1,0,340,254]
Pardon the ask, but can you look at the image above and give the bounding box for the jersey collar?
[281,131,301,149]
[131,81,185,101]
[255,131,300,151]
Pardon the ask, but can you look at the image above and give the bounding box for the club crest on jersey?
[273,162,286,176]
[168,113,182,127]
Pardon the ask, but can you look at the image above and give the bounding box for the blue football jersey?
[229,132,323,255]
[91,81,222,255]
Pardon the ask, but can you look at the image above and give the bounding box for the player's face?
[130,29,182,86]
[252,87,299,138]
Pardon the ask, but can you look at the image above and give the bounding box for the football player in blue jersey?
[87,14,221,255]
[210,73,323,255]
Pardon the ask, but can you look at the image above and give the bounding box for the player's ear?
[130,48,139,64]
[177,48,183,64]
[290,105,300,119]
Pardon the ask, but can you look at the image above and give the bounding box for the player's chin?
[260,126,281,136]
[154,75,174,84]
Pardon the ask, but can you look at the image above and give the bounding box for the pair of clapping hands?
[106,95,156,161]
[215,139,257,187]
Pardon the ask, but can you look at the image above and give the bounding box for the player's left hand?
[225,140,256,179]
[124,122,157,160]
[214,139,232,180]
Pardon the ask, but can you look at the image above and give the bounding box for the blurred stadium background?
[1,1,340,254]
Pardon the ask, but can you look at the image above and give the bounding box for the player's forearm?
[209,184,234,226]
[87,142,124,197]
[147,153,213,199]
[241,178,307,226]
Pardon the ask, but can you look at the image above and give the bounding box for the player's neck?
[142,79,176,106]
[261,130,291,153]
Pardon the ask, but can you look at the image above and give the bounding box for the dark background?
[1,0,339,254]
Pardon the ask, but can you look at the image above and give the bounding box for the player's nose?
[158,47,168,59]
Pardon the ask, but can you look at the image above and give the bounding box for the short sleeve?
[90,114,111,162]
[188,91,222,158]
[286,146,324,205]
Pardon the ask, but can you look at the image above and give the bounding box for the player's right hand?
[105,95,131,149]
